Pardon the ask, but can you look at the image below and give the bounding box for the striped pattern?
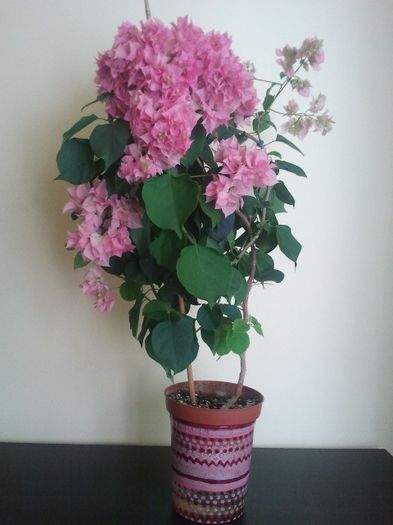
[170,416,256,524]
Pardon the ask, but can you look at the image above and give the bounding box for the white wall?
[1,0,392,452]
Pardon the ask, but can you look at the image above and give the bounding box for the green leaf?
[263,94,275,111]
[269,150,282,159]
[129,293,144,337]
[253,112,272,134]
[226,330,250,355]
[120,281,140,302]
[90,120,130,169]
[199,195,221,229]
[220,304,242,320]
[208,213,235,242]
[256,226,278,254]
[142,174,199,238]
[151,316,198,374]
[63,115,99,142]
[143,300,171,321]
[239,250,275,281]
[137,317,153,346]
[81,92,111,112]
[56,138,95,184]
[275,160,306,178]
[197,304,222,331]
[274,181,295,206]
[176,245,232,307]
[250,315,264,335]
[256,251,274,271]
[200,142,216,168]
[269,191,287,214]
[242,196,260,216]
[201,235,225,254]
[73,252,89,269]
[257,268,285,283]
[214,318,233,356]
[216,125,246,143]
[104,160,131,197]
[232,319,250,333]
[131,214,151,256]
[276,225,302,264]
[227,267,248,305]
[158,275,197,307]
[201,328,216,354]
[124,260,144,283]
[181,123,206,168]
[149,230,185,271]
[275,134,304,156]
[138,253,165,285]
[145,333,174,381]
[254,252,276,281]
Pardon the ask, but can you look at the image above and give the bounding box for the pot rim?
[165,380,264,427]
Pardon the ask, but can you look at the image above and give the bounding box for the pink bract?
[65,179,142,267]
[284,99,299,115]
[95,17,258,180]
[205,137,276,217]
[80,265,116,313]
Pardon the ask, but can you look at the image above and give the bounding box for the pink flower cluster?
[276,37,324,78]
[281,93,334,140]
[80,265,116,313]
[96,17,258,181]
[64,179,142,267]
[205,137,277,217]
[276,37,334,140]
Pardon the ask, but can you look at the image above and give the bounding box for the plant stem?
[182,226,196,245]
[231,188,272,265]
[144,0,151,19]
[270,108,313,119]
[223,210,256,408]
[261,188,272,222]
[270,59,306,105]
[178,295,197,405]
[231,229,262,265]
[254,77,281,86]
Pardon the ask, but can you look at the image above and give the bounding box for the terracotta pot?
[165,381,264,524]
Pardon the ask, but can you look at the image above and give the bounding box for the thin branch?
[223,210,254,408]
[150,285,159,299]
[144,0,151,19]
[254,77,282,86]
[261,188,272,222]
[231,228,263,265]
[223,193,273,409]
[270,108,314,119]
[231,188,272,266]
[178,295,197,405]
[270,59,306,105]
[182,226,196,245]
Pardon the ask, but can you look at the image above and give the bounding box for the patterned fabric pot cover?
[165,381,263,524]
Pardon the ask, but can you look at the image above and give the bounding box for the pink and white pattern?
[170,417,256,524]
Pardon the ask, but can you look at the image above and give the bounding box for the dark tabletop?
[0,444,392,525]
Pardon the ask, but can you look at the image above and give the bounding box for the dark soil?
[168,389,259,409]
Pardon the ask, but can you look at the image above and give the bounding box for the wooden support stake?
[178,295,197,406]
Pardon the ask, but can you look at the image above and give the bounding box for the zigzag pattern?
[173,450,252,467]
[172,437,253,455]
[173,428,254,445]
[172,481,247,523]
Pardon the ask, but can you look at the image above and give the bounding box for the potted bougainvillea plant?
[56,1,333,522]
